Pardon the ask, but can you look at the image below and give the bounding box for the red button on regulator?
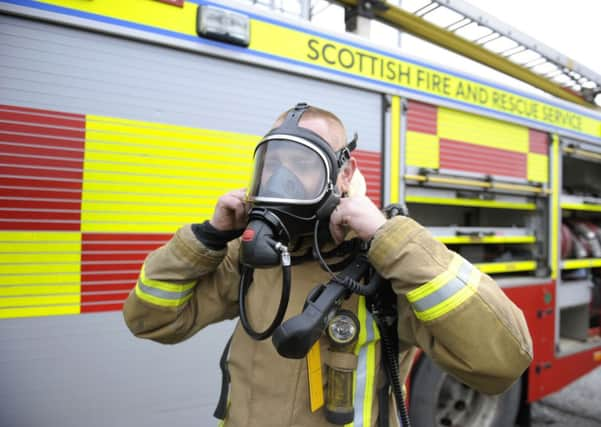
[242,228,255,242]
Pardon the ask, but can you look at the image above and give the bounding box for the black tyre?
[409,355,522,427]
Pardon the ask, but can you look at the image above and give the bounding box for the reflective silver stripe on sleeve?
[411,261,474,313]
[137,279,194,301]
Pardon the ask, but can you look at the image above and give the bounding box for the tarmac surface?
[530,366,601,426]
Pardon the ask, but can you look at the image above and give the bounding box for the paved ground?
[531,366,601,426]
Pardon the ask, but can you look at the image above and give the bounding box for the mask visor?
[248,138,329,204]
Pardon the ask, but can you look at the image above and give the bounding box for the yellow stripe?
[0,231,81,242]
[406,195,536,210]
[406,254,462,303]
[438,107,529,153]
[82,211,211,223]
[87,115,258,144]
[307,341,324,412]
[551,134,560,279]
[0,263,81,275]
[527,153,548,183]
[0,294,81,308]
[390,96,401,203]
[0,285,80,296]
[81,222,183,234]
[0,273,81,286]
[438,236,536,244]
[134,282,193,308]
[82,181,228,198]
[406,131,440,168]
[83,116,257,233]
[81,191,217,205]
[474,260,537,274]
[141,266,196,292]
[82,202,213,216]
[561,203,601,212]
[83,171,244,187]
[83,158,251,177]
[0,243,80,252]
[0,305,80,319]
[0,253,81,263]
[414,269,480,322]
[561,258,601,270]
[37,0,198,35]
[363,338,376,426]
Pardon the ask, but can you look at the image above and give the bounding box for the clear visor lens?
[248,139,328,202]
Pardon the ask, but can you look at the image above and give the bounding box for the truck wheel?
[409,356,522,427]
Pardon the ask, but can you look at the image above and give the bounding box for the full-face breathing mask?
[237,102,356,340]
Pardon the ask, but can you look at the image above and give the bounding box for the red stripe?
[0,123,85,139]
[0,221,80,230]
[81,262,143,272]
[81,302,124,313]
[407,100,437,134]
[440,138,526,178]
[82,242,167,252]
[0,132,84,149]
[81,291,130,303]
[81,272,139,283]
[0,154,83,169]
[0,111,85,128]
[353,150,382,207]
[0,177,83,190]
[0,142,84,159]
[0,209,81,220]
[0,187,81,200]
[0,166,83,180]
[529,129,549,154]
[82,233,172,242]
[0,199,81,210]
[82,283,135,292]
[0,104,84,120]
[82,252,149,262]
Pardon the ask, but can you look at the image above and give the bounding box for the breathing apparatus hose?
[375,312,411,427]
[239,243,292,340]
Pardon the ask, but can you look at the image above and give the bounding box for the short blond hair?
[273,105,347,150]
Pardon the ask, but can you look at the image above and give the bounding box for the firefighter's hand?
[329,195,386,244]
[210,189,248,231]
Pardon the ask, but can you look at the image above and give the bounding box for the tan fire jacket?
[123,216,533,427]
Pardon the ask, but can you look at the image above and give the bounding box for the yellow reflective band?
[135,266,197,308]
[134,283,193,308]
[307,341,324,412]
[346,296,379,427]
[406,254,463,303]
[140,266,196,292]
[413,269,480,322]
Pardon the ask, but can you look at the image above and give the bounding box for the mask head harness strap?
[262,102,357,192]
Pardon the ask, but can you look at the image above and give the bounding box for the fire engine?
[0,1,600,426]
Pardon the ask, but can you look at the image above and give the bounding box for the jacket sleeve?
[122,224,241,344]
[368,216,533,395]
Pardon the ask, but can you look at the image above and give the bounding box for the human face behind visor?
[248,138,329,204]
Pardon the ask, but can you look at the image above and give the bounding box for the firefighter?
[123,103,533,427]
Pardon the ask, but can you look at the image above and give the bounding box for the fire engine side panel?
[0,13,383,427]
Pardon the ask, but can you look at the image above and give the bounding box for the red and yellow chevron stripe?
[0,104,382,319]
[406,100,549,183]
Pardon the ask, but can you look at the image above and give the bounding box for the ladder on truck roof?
[331,0,601,107]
